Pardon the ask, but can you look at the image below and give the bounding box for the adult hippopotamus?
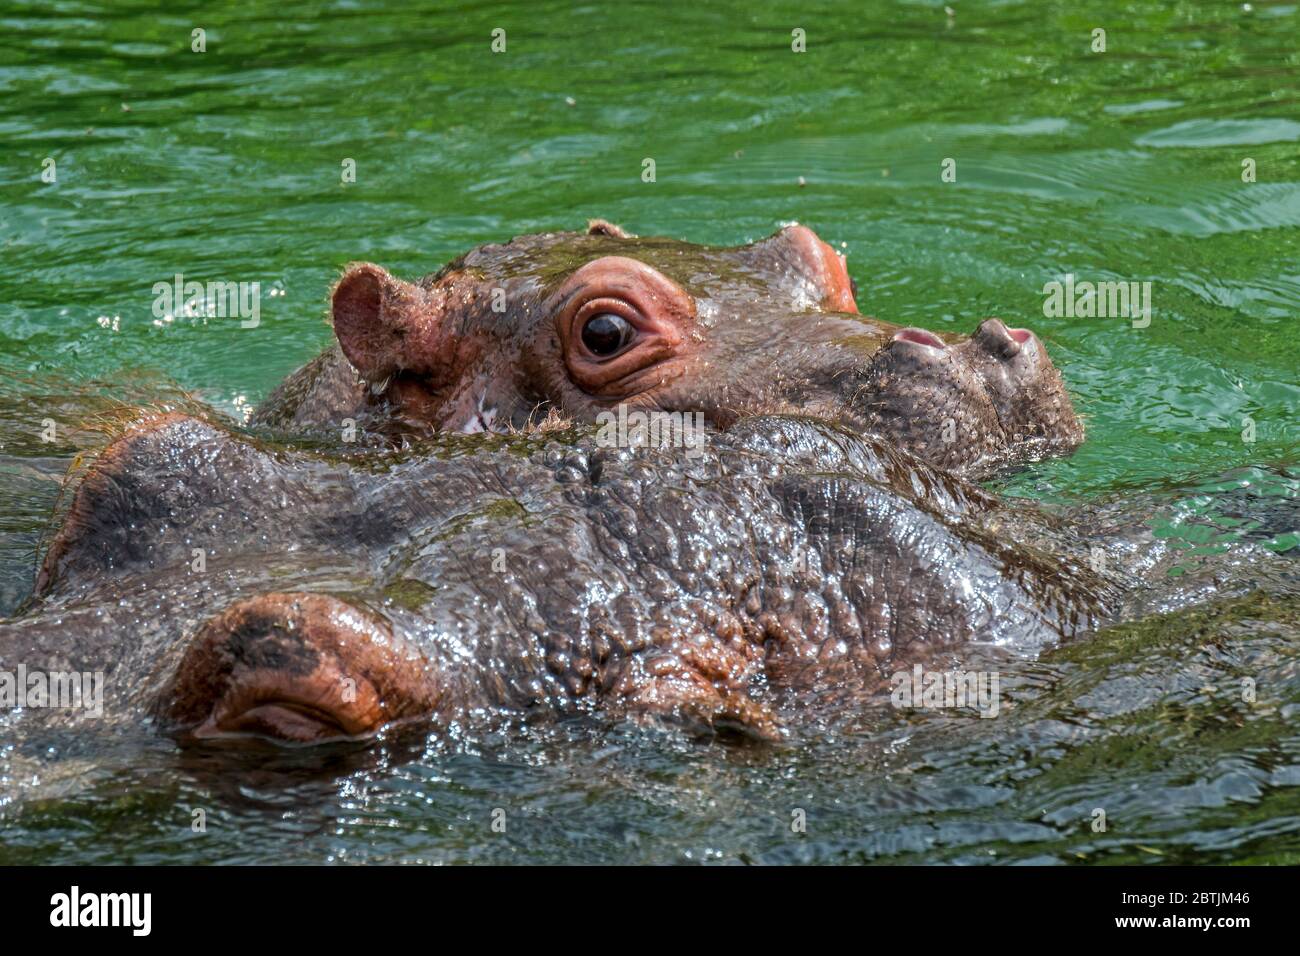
[6,403,1292,748]
[3,412,1112,744]
[253,221,1083,476]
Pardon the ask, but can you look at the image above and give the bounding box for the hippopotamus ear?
[587,219,634,238]
[331,263,440,381]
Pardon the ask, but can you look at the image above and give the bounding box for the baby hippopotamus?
[254,221,1083,475]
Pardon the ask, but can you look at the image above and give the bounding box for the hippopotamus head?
[257,221,1083,474]
[6,412,1110,747]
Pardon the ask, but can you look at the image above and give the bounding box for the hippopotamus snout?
[859,317,1084,473]
[159,592,440,743]
[963,318,1084,448]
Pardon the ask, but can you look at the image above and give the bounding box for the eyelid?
[553,256,694,396]
[573,296,643,328]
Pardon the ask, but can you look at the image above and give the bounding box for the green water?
[1,0,1299,864]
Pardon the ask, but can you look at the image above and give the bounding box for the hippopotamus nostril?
[974,318,1023,359]
[159,592,439,745]
[892,328,946,349]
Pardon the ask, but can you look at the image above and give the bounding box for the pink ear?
[331,263,439,381]
[777,225,858,314]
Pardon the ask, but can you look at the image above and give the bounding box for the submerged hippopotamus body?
[254,221,1083,476]
[6,413,1110,744]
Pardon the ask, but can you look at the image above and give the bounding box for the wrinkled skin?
[253,222,1083,476]
[2,413,1111,745]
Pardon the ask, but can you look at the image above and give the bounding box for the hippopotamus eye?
[553,257,692,395]
[580,313,636,358]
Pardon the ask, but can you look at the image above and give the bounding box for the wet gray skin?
[252,222,1084,477]
[2,412,1116,746]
